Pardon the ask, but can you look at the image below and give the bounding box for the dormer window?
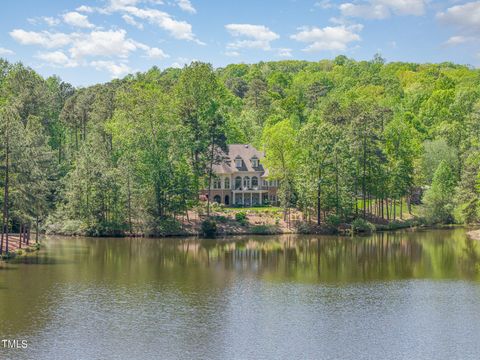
[251,156,259,168]
[235,157,242,168]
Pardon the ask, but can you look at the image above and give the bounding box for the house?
[202,144,279,206]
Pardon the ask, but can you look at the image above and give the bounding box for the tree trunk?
[317,166,322,225]
[335,152,339,215]
[36,216,39,243]
[400,197,403,220]
[206,136,216,218]
[19,224,23,249]
[393,198,396,221]
[2,131,9,255]
[362,126,367,220]
[386,198,390,221]
[381,198,384,220]
[127,173,132,235]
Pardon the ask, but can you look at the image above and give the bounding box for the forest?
[0,55,480,237]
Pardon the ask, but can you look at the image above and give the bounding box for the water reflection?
[7,228,480,282]
[0,228,479,360]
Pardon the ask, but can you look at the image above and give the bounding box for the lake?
[1,228,480,359]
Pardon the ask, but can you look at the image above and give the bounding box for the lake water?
[1,229,480,359]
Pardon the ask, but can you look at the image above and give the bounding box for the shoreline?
[46,220,453,239]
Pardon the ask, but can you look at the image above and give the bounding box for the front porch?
[232,190,269,206]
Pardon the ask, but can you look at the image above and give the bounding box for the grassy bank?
[45,203,434,238]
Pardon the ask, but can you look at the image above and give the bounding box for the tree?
[298,120,341,224]
[423,160,457,223]
[262,119,298,218]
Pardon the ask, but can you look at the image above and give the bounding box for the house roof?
[213,144,266,174]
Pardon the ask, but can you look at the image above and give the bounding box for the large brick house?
[202,144,279,206]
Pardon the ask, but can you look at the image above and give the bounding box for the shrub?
[235,212,247,221]
[251,225,277,234]
[201,220,217,238]
[235,212,248,226]
[325,214,341,229]
[214,215,228,223]
[351,218,376,233]
[296,222,312,234]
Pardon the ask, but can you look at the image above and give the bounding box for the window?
[263,180,268,187]
[243,176,250,189]
[213,178,221,189]
[213,195,221,204]
[224,177,230,189]
[235,158,242,167]
[251,158,259,167]
[235,176,242,190]
[252,176,258,189]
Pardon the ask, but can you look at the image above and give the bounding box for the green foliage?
[423,160,457,223]
[351,218,376,233]
[3,57,480,239]
[235,211,247,221]
[201,220,217,238]
[325,214,341,229]
[235,211,248,225]
[250,225,278,235]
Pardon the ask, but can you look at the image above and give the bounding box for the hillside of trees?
[1,55,480,237]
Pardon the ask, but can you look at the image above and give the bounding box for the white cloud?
[437,2,480,46]
[437,2,480,30]
[36,51,78,67]
[63,11,95,28]
[69,29,137,59]
[83,1,201,42]
[43,17,61,26]
[340,0,427,19]
[11,25,169,68]
[277,48,293,57]
[0,47,14,56]
[176,0,196,13]
[122,14,144,29]
[291,24,362,52]
[90,60,132,78]
[144,47,169,59]
[10,29,73,48]
[315,0,333,9]
[444,35,473,46]
[76,5,94,13]
[108,0,142,11]
[122,6,202,43]
[225,24,279,51]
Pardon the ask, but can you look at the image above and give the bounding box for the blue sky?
[0,0,478,86]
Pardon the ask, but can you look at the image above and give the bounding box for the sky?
[0,0,478,86]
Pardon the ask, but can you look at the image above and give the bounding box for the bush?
[351,218,376,233]
[235,212,248,226]
[325,214,341,229]
[235,212,247,221]
[296,222,313,234]
[201,220,217,238]
[214,215,228,223]
[251,225,277,234]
